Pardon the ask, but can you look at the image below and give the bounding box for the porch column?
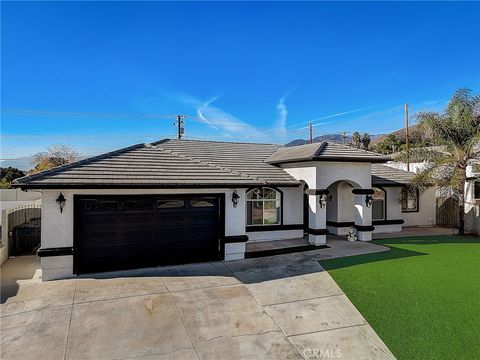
[352,189,374,241]
[305,189,328,245]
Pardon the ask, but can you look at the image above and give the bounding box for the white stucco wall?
[40,188,248,280]
[247,186,304,242]
[465,177,480,235]
[384,187,402,220]
[401,187,436,226]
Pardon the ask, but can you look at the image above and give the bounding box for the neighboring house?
[13,139,435,280]
[465,166,480,235]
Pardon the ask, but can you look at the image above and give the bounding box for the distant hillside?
[370,125,420,145]
[285,133,383,147]
[0,156,34,171]
[285,134,351,147]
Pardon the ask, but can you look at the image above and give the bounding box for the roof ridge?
[13,143,146,185]
[150,138,281,146]
[328,142,385,157]
[313,141,328,157]
[154,146,266,184]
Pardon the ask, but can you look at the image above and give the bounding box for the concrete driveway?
[1,246,395,360]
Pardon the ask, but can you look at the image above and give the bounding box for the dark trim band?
[352,189,375,195]
[37,247,74,257]
[246,224,304,232]
[305,189,330,196]
[372,219,404,225]
[221,235,249,243]
[326,221,355,228]
[306,228,329,235]
[354,225,375,232]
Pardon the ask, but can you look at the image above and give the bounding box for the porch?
[245,226,458,258]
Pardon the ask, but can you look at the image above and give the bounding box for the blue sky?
[2,1,479,168]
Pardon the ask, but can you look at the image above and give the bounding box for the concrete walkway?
[1,244,395,360]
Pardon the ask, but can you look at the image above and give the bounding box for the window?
[157,200,185,209]
[474,181,480,200]
[402,187,419,212]
[372,187,386,221]
[190,199,216,208]
[246,187,281,226]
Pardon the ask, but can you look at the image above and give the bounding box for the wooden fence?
[436,196,459,228]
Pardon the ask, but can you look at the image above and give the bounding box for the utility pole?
[309,122,313,144]
[404,104,410,171]
[341,131,348,146]
[175,115,185,140]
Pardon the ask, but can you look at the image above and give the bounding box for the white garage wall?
[40,188,250,280]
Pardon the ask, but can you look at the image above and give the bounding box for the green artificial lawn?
[319,235,480,360]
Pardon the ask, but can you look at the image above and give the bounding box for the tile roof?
[13,140,299,188]
[265,141,390,164]
[371,164,415,186]
[13,139,399,189]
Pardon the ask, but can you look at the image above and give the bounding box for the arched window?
[246,187,281,226]
[372,187,386,221]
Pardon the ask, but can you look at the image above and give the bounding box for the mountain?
[285,133,385,147]
[370,125,419,144]
[285,134,352,147]
[0,156,34,171]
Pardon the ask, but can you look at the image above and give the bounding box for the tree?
[351,132,361,148]
[30,145,80,174]
[396,88,480,235]
[0,167,26,188]
[361,133,371,150]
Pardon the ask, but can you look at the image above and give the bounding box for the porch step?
[245,238,329,259]
[245,244,328,259]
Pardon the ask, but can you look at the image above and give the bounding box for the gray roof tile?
[13,139,398,189]
[265,141,390,164]
[371,164,415,186]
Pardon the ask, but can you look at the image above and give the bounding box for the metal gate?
[436,196,459,228]
[5,204,41,256]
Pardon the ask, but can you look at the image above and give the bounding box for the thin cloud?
[276,97,288,137]
[180,94,270,141]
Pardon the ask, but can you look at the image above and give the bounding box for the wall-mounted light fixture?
[319,194,328,208]
[232,190,240,208]
[56,193,66,213]
[365,194,373,208]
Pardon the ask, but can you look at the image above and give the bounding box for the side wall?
[401,187,436,227]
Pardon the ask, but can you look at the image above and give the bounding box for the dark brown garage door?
[74,195,223,274]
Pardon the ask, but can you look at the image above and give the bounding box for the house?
[465,166,480,235]
[13,139,434,280]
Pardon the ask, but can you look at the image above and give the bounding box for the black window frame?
[246,187,283,227]
[474,181,480,200]
[372,187,386,221]
[401,187,419,213]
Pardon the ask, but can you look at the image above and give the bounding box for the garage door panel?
[75,195,222,274]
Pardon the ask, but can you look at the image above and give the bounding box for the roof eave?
[267,156,391,165]
[13,182,301,190]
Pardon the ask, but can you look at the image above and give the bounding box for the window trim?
[474,181,480,200]
[246,187,283,227]
[372,187,386,221]
[401,187,420,213]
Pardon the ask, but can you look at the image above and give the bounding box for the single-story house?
[465,166,480,235]
[13,139,433,280]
